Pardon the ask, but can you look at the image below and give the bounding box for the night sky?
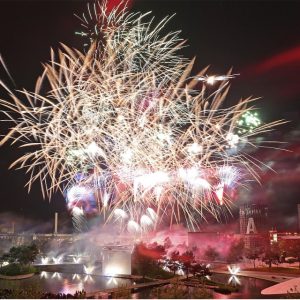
[0,0,299,232]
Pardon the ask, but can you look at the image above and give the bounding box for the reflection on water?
[211,274,274,299]
[0,272,131,294]
[135,273,275,299]
[0,272,275,298]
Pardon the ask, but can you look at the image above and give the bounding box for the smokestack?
[54,212,58,234]
[298,204,300,232]
[11,222,15,234]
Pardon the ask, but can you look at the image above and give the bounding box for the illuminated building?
[239,204,269,249]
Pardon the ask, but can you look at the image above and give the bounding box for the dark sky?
[0,0,299,232]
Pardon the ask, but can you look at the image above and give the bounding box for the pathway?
[213,269,296,283]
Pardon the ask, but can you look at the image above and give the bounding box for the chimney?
[54,212,58,234]
[11,222,15,234]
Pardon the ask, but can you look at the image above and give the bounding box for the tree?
[226,239,245,263]
[179,250,195,278]
[191,263,211,279]
[132,242,155,278]
[262,243,280,268]
[148,242,166,272]
[203,246,220,262]
[163,237,173,250]
[245,247,262,268]
[0,244,39,266]
[167,250,181,275]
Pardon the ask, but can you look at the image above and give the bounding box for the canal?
[0,272,275,298]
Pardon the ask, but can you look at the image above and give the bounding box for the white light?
[121,148,133,164]
[73,257,81,263]
[102,192,109,207]
[40,271,48,279]
[140,215,153,228]
[107,277,118,286]
[84,265,95,275]
[114,208,128,219]
[72,207,84,216]
[228,265,240,275]
[218,166,239,186]
[206,76,216,85]
[86,141,106,158]
[52,272,61,279]
[215,184,224,205]
[84,275,94,282]
[146,208,158,221]
[52,256,63,264]
[134,171,169,193]
[187,142,203,154]
[154,186,163,200]
[104,265,122,276]
[193,178,211,190]
[72,273,81,280]
[41,257,49,265]
[228,275,241,285]
[127,220,141,234]
[226,132,239,148]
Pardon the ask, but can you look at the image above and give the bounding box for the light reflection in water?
[72,274,81,280]
[228,275,241,285]
[40,271,48,279]
[107,277,118,286]
[84,275,94,283]
[52,272,62,279]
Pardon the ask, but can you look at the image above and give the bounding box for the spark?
[0,0,285,231]
[196,74,239,85]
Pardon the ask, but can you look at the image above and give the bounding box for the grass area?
[0,263,37,276]
[244,267,300,274]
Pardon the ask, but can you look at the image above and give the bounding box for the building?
[101,245,133,275]
[270,230,300,244]
[239,204,269,249]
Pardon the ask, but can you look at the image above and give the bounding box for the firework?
[195,74,239,85]
[0,1,285,231]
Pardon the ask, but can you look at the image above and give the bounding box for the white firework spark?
[0,1,285,231]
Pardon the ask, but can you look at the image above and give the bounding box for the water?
[210,273,274,299]
[0,272,275,298]
[0,272,131,295]
[135,274,275,299]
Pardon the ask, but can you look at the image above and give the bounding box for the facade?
[239,204,269,249]
[270,230,300,244]
[101,245,133,275]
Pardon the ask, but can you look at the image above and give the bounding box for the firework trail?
[0,1,285,231]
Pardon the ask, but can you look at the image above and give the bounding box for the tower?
[240,204,268,234]
[240,204,268,249]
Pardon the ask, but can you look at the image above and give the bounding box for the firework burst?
[0,1,285,231]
